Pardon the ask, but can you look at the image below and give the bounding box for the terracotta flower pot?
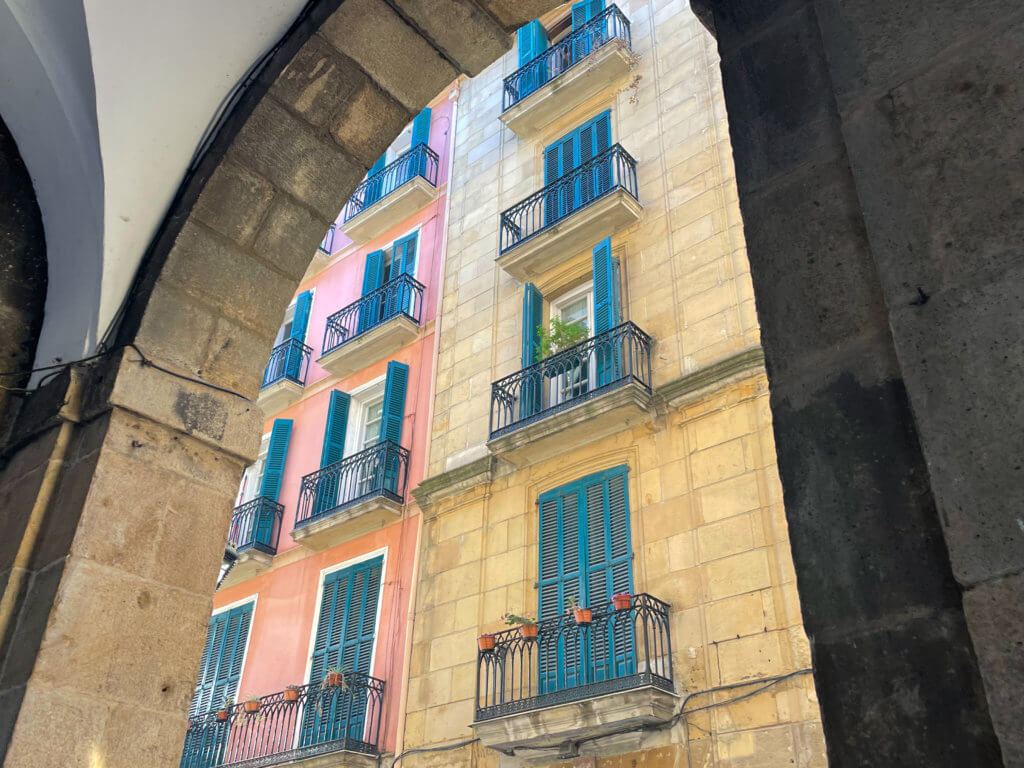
[573,607,593,624]
[243,700,260,714]
[612,593,632,611]
[284,688,300,702]
[518,623,538,639]
[216,710,229,721]
[478,633,496,651]
[325,672,343,687]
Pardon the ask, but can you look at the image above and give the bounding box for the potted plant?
[323,666,347,689]
[284,684,302,702]
[612,593,632,611]
[567,597,592,624]
[216,698,233,721]
[242,695,260,714]
[502,611,538,639]
[477,633,496,652]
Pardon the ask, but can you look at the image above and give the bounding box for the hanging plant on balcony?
[502,611,539,639]
[477,633,496,652]
[242,695,261,714]
[216,698,233,721]
[612,593,632,611]
[567,597,592,624]
[284,685,302,702]
[323,666,348,690]
[534,317,589,363]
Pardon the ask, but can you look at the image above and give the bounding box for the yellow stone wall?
[403,0,827,765]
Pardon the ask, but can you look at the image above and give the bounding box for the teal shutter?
[259,419,293,502]
[358,250,386,333]
[313,391,349,516]
[537,466,633,692]
[593,238,622,385]
[411,109,431,148]
[189,602,254,716]
[521,284,543,418]
[380,361,409,445]
[364,154,387,207]
[544,112,610,223]
[571,0,604,30]
[291,291,313,342]
[386,234,418,318]
[368,155,386,176]
[320,391,351,467]
[302,557,383,747]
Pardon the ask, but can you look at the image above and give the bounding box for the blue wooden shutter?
[571,0,604,30]
[291,291,313,342]
[521,283,543,418]
[380,361,409,445]
[302,557,383,747]
[387,234,418,318]
[411,108,431,148]
[189,602,254,716]
[259,419,292,502]
[321,390,351,467]
[358,250,386,333]
[592,238,620,334]
[364,154,387,207]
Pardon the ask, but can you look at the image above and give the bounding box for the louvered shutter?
[364,154,387,207]
[312,391,349,516]
[521,283,543,419]
[380,361,409,445]
[411,108,431,148]
[189,602,253,716]
[592,237,623,387]
[259,419,292,502]
[358,250,385,333]
[286,290,313,381]
[593,110,612,196]
[303,557,383,747]
[386,234,417,317]
[571,0,604,30]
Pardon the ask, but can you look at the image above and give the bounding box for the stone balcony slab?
[257,378,303,416]
[291,496,403,551]
[317,315,419,379]
[339,176,436,244]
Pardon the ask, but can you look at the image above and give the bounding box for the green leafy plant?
[534,317,589,363]
[501,611,537,627]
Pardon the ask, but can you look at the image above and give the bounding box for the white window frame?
[237,432,271,505]
[343,375,387,458]
[548,281,596,405]
[273,288,316,347]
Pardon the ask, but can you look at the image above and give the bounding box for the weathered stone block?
[272,34,362,129]
[252,193,331,283]
[389,0,511,76]
[705,548,771,600]
[319,0,458,112]
[330,79,412,168]
[191,160,275,248]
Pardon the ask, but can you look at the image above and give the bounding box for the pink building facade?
[180,84,459,768]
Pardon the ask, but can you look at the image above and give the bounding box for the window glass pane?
[560,297,588,330]
[362,399,383,448]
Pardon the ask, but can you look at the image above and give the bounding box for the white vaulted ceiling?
[0,0,307,372]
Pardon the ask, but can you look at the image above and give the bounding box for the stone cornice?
[654,347,766,410]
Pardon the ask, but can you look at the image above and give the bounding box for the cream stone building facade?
[400,1,828,766]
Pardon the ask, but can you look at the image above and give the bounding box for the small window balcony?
[497,144,641,283]
[488,322,653,467]
[317,274,424,379]
[180,675,385,768]
[306,224,336,277]
[258,339,312,416]
[221,497,283,586]
[501,6,633,138]
[472,594,676,760]
[340,144,439,243]
[291,441,409,550]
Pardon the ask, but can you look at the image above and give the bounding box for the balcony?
[497,144,641,282]
[291,441,409,550]
[501,6,633,138]
[340,144,439,243]
[488,322,652,467]
[317,274,424,379]
[472,594,675,761]
[306,224,336,276]
[221,497,283,586]
[258,339,312,415]
[180,674,385,768]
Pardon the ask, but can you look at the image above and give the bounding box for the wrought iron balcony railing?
[499,143,638,254]
[180,674,385,768]
[227,497,283,556]
[475,594,673,721]
[503,5,632,112]
[262,338,312,389]
[321,274,425,357]
[342,144,439,223]
[296,440,409,528]
[489,321,652,439]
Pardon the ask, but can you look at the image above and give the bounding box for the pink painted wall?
[209,87,457,753]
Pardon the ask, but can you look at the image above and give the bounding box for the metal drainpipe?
[393,80,461,759]
[0,364,84,656]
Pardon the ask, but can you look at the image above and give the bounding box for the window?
[274,301,296,347]
[188,602,254,716]
[549,282,595,404]
[273,289,314,347]
[544,111,613,225]
[301,556,383,746]
[237,434,271,505]
[345,378,386,458]
[361,398,384,451]
[537,465,632,692]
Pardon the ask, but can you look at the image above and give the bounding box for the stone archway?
[0,0,1021,767]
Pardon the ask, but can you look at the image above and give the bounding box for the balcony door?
[537,466,634,694]
[301,556,383,748]
[543,111,612,227]
[547,283,595,407]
